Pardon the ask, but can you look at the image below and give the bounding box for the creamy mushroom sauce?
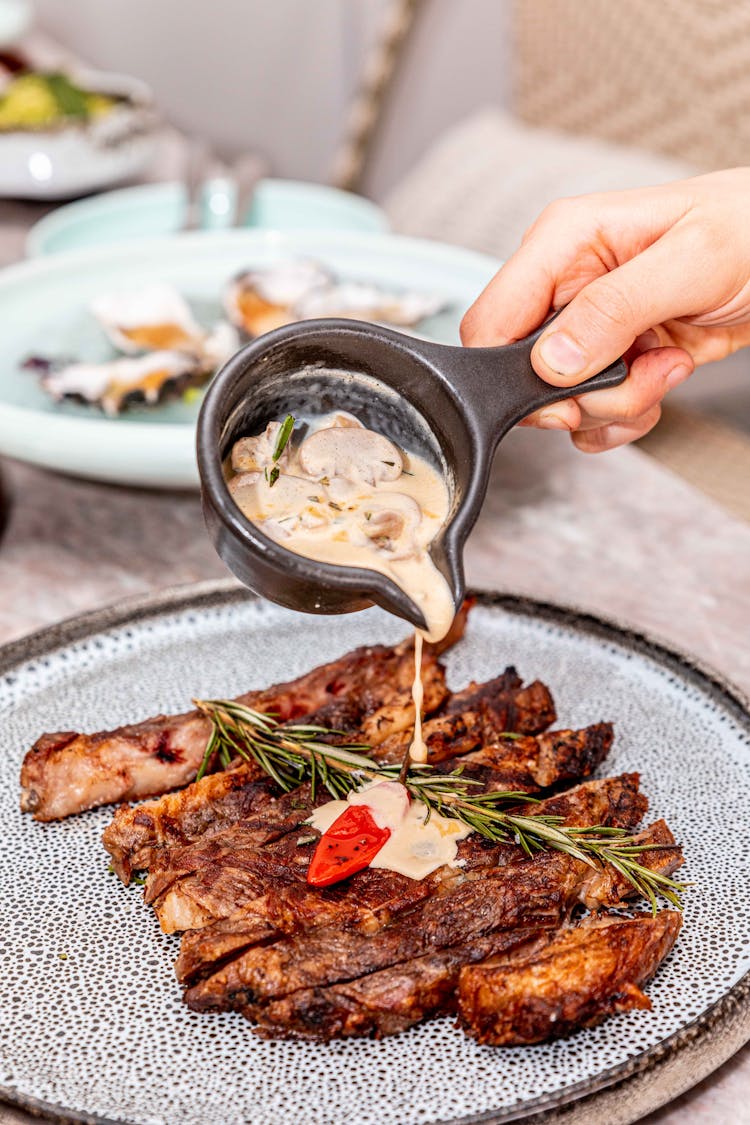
[227,411,455,651]
[227,410,461,879]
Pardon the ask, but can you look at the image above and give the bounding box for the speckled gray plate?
[1,582,749,1125]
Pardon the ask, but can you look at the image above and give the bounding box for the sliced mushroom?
[231,421,291,474]
[325,476,360,506]
[298,425,403,486]
[319,411,364,430]
[227,470,260,496]
[362,510,406,542]
[359,494,421,559]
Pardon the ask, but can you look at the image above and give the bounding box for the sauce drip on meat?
[410,632,427,762]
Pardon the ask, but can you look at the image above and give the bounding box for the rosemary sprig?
[267,413,295,487]
[193,699,687,910]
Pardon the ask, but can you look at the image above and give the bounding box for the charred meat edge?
[458,910,683,1045]
[20,608,470,822]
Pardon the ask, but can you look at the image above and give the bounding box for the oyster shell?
[223,259,444,338]
[200,319,241,368]
[296,280,443,326]
[27,283,240,415]
[91,284,206,354]
[36,350,207,415]
[223,260,332,338]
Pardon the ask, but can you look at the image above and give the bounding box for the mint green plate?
[25,179,389,258]
[0,229,498,488]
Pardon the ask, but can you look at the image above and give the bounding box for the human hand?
[460,168,750,451]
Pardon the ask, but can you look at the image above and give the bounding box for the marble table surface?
[0,427,749,1124]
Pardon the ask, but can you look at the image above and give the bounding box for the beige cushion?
[384,109,695,261]
[514,0,750,172]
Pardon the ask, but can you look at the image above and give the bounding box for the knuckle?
[615,386,661,423]
[642,403,662,433]
[520,222,537,245]
[576,279,639,334]
[459,306,480,344]
[536,197,576,231]
[523,197,578,243]
[572,427,610,454]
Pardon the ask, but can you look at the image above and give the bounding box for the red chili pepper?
[307,804,391,887]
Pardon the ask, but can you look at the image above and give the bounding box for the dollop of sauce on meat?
[308,780,470,880]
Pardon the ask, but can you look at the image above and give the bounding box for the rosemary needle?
[268,414,295,487]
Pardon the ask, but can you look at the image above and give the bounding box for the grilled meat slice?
[235,820,681,1039]
[442,672,556,732]
[381,710,488,764]
[524,768,646,831]
[103,763,272,882]
[458,910,682,1045]
[250,928,548,1041]
[175,772,646,984]
[432,723,614,792]
[372,670,557,765]
[184,787,669,1014]
[149,825,319,934]
[144,786,325,931]
[574,818,681,909]
[438,668,519,713]
[20,713,212,824]
[511,723,613,788]
[20,624,457,822]
[152,761,641,938]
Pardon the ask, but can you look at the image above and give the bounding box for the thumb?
[531,235,698,386]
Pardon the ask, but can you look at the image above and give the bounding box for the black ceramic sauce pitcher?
[197,317,626,631]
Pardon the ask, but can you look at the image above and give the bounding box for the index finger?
[460,199,609,346]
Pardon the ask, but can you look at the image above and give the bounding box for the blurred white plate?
[0,229,498,488]
[0,0,31,46]
[26,178,389,256]
[0,68,158,200]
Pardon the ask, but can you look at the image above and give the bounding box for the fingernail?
[534,409,570,431]
[538,332,587,377]
[665,363,692,390]
[634,329,660,351]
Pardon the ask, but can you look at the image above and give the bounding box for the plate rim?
[24,177,390,258]
[1,579,748,1125]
